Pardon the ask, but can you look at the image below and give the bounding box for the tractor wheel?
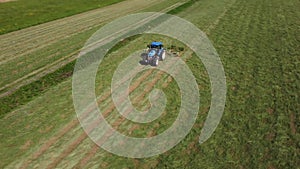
[143,56,148,64]
[161,51,166,61]
[153,58,159,66]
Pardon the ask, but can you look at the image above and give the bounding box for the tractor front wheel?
[153,58,159,66]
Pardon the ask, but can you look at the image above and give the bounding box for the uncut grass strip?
[167,0,196,15]
[0,51,79,97]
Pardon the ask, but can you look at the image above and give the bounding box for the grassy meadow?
[0,0,299,168]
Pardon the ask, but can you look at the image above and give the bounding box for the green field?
[0,0,299,168]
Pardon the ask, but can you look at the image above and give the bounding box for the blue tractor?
[143,41,166,66]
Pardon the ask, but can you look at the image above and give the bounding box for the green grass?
[153,0,300,168]
[167,0,198,15]
[0,0,125,35]
[1,0,299,168]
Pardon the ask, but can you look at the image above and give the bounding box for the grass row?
[0,0,125,35]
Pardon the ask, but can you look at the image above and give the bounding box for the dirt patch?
[38,125,53,134]
[266,108,274,115]
[20,140,32,150]
[265,132,276,142]
[128,124,140,135]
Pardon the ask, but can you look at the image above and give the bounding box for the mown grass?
[0,0,125,35]
[1,0,299,168]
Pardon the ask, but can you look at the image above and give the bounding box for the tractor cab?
[148,41,163,49]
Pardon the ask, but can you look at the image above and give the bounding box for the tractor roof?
[151,41,163,46]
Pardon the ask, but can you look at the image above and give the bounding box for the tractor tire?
[160,51,166,61]
[153,58,159,66]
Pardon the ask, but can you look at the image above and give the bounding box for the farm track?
[0,2,184,97]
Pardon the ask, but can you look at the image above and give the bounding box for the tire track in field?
[0,2,184,98]
[204,0,237,35]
